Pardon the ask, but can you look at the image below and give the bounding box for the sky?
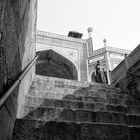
[37,0,140,51]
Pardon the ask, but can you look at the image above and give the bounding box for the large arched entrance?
[36,50,78,80]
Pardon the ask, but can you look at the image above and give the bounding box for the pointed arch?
[36,50,78,80]
[90,70,96,82]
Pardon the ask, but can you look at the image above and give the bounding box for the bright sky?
[37,0,140,51]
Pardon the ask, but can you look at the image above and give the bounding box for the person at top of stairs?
[95,61,107,83]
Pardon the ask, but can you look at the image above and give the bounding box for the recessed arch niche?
[36,50,78,80]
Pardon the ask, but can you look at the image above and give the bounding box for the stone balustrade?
[90,48,105,56]
[111,44,140,84]
[111,60,127,83]
[106,46,130,54]
[126,44,140,67]
[90,46,130,58]
[37,30,86,44]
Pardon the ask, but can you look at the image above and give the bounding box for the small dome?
[87,27,93,33]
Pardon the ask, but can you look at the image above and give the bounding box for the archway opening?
[36,50,78,80]
[91,71,96,82]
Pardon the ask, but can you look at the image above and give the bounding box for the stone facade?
[36,31,88,82]
[0,0,37,139]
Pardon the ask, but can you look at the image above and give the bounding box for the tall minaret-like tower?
[87,27,93,56]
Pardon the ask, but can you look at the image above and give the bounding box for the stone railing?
[106,46,130,54]
[90,47,105,57]
[111,44,140,84]
[111,60,127,83]
[90,46,130,58]
[36,30,86,44]
[126,44,140,67]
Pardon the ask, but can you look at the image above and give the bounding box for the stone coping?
[89,46,131,58]
[36,30,87,44]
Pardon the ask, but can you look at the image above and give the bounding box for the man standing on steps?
[95,61,107,83]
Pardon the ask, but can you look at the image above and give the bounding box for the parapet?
[37,30,86,44]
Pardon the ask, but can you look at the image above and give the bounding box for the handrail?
[0,54,39,108]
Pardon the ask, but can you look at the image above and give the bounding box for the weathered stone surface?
[126,99,140,106]
[5,86,19,120]
[0,0,37,139]
[25,97,139,115]
[28,75,127,105]
[0,105,14,140]
[13,74,140,139]
[20,106,128,125]
[128,127,140,140]
[12,119,135,140]
[0,0,21,96]
[29,90,126,106]
[25,96,130,114]
[33,75,121,93]
[127,105,140,115]
[127,115,140,125]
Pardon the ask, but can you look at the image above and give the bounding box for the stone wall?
[0,0,37,139]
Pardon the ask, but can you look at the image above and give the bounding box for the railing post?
[124,53,129,69]
[106,70,111,85]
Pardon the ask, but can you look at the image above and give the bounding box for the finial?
[103,38,107,47]
[87,27,93,38]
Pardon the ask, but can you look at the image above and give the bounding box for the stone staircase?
[12,75,140,140]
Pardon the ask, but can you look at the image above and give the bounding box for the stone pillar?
[124,54,129,69]
[104,39,111,84]
[86,59,90,82]
[105,52,111,84]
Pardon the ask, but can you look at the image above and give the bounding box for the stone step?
[28,91,126,105]
[33,75,121,94]
[25,96,140,115]
[12,119,140,140]
[29,85,127,100]
[30,85,122,98]
[126,99,140,106]
[127,105,140,115]
[20,106,140,125]
[34,75,117,88]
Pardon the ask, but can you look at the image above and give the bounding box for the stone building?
[0,1,140,140]
[36,27,131,84]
